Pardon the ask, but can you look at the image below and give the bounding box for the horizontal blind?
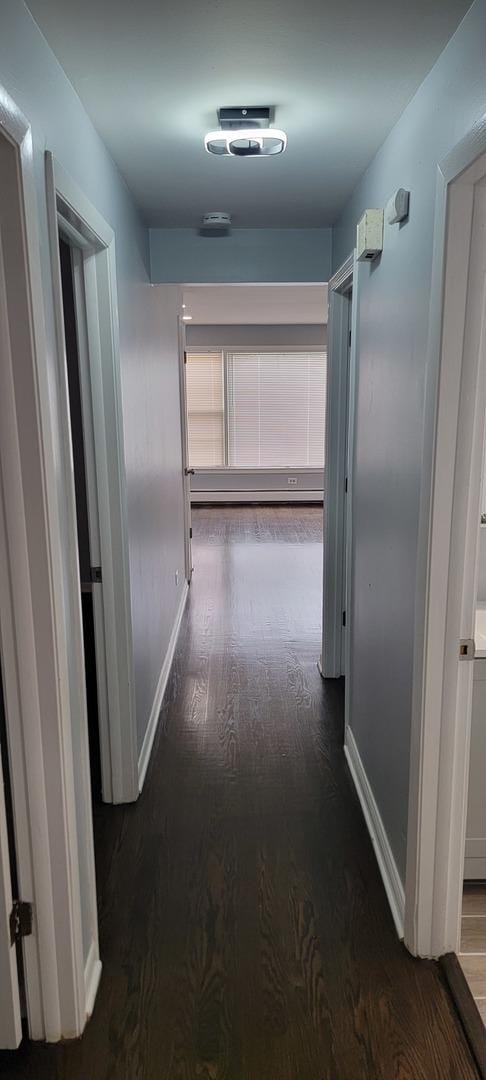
[186,352,225,466]
[227,351,326,468]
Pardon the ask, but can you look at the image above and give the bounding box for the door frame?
[0,84,98,1042]
[321,252,358,680]
[45,152,138,805]
[405,119,486,958]
[178,319,193,582]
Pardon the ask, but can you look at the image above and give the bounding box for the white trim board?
[0,82,92,1043]
[191,491,323,504]
[138,582,189,791]
[45,152,138,807]
[345,728,405,939]
[321,252,355,679]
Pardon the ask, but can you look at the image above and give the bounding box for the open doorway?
[58,236,102,801]
[45,152,138,808]
[406,142,486,1041]
[178,283,328,581]
[320,254,356,684]
[457,286,486,1023]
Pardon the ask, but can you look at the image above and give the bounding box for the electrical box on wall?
[356,209,384,262]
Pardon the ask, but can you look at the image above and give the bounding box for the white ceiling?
[26,0,471,228]
[182,284,328,324]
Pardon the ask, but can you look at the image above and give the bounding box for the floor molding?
[138,582,189,792]
[440,953,486,1078]
[345,726,405,939]
[84,941,102,1022]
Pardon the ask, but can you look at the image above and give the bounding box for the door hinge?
[342,610,346,627]
[189,527,192,539]
[10,900,33,946]
[345,476,348,493]
[349,329,352,347]
[459,638,475,660]
[90,566,102,584]
[183,352,187,364]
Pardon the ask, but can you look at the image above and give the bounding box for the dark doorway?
[58,237,102,804]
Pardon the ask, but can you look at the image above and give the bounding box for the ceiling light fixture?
[204,107,287,158]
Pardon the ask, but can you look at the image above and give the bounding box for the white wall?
[332,0,486,880]
[0,0,185,962]
[125,284,185,749]
[182,284,328,324]
[186,324,327,349]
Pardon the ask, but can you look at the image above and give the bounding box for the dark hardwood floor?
[0,506,477,1078]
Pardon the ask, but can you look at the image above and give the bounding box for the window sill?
[190,466,324,474]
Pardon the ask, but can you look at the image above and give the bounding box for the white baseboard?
[138,581,189,792]
[345,727,405,938]
[191,490,323,504]
[84,941,102,1021]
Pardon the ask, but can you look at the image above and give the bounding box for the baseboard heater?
[191,490,323,505]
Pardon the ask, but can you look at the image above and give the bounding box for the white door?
[0,154,26,1047]
[178,321,193,582]
[0,676,22,1048]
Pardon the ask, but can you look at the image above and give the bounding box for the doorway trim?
[178,320,193,583]
[405,119,486,959]
[45,152,138,805]
[321,252,356,678]
[0,84,101,1042]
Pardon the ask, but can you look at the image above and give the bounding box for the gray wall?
[150,227,332,283]
[126,285,186,751]
[186,324,327,349]
[332,0,486,880]
[1,0,185,962]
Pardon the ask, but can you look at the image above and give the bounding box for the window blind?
[186,352,224,466]
[226,351,326,468]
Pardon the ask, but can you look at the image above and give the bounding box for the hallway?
[0,507,476,1078]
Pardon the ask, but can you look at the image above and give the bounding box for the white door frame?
[321,252,358,680]
[45,153,138,806]
[405,119,486,958]
[178,319,193,582]
[0,85,100,1042]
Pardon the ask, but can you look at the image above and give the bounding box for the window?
[186,349,326,469]
[185,351,225,466]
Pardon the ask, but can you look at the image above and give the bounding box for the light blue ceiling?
[26,0,471,227]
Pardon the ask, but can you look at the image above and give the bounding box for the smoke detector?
[204,107,287,157]
[201,212,232,229]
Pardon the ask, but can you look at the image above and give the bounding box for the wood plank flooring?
[0,507,477,1078]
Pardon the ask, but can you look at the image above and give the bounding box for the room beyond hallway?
[0,507,476,1078]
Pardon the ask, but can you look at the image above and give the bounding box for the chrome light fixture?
[204,107,287,157]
